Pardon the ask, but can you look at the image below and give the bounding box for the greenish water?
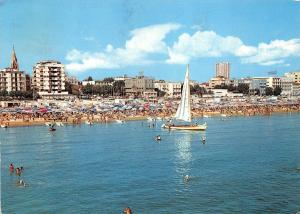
[1,114,300,213]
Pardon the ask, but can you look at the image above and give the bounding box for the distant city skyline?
[1,0,300,81]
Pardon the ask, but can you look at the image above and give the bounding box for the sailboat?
[162,65,207,131]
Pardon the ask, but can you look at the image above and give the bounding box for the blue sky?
[1,0,300,81]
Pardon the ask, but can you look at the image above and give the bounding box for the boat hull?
[162,123,207,131]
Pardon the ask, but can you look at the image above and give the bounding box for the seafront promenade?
[1,100,299,127]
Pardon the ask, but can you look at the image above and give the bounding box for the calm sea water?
[1,114,300,214]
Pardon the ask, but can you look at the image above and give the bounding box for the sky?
[1,0,300,82]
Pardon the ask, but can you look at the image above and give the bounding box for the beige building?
[0,47,28,92]
[216,62,230,80]
[125,75,154,97]
[32,60,68,97]
[266,77,281,88]
[284,71,300,84]
[208,77,229,88]
[154,81,182,98]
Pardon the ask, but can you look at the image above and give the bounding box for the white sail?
[174,65,191,122]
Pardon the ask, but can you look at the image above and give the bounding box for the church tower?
[10,46,19,70]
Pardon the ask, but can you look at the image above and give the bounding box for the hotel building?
[32,60,68,98]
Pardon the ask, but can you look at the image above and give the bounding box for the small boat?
[156,117,162,120]
[162,65,207,131]
[203,115,211,118]
[1,124,8,128]
[147,117,153,121]
[45,122,52,126]
[116,120,125,124]
[220,114,227,117]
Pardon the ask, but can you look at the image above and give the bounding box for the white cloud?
[166,30,256,64]
[166,30,300,66]
[66,23,181,72]
[67,23,300,72]
[241,39,300,65]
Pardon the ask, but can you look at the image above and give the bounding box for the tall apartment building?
[32,60,68,97]
[216,62,230,80]
[0,47,28,92]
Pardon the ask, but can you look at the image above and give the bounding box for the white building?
[281,77,293,97]
[250,77,268,95]
[32,60,68,98]
[82,80,95,86]
[114,75,131,82]
[154,81,181,98]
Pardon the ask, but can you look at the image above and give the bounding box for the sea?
[1,113,300,214]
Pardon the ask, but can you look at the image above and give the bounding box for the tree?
[237,83,249,94]
[0,90,8,97]
[65,81,73,94]
[82,84,93,94]
[190,85,207,96]
[273,86,282,96]
[265,87,274,96]
[85,76,93,81]
[154,88,166,97]
[103,77,114,83]
[112,80,125,96]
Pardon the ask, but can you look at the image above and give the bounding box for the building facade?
[284,71,300,84]
[208,77,229,88]
[32,60,68,97]
[125,75,154,96]
[266,77,281,89]
[281,77,293,97]
[154,81,182,98]
[0,47,28,93]
[250,77,268,95]
[216,62,230,80]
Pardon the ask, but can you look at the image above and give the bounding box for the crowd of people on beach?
[0,103,300,127]
[1,102,299,127]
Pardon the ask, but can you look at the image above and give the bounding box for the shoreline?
[2,109,299,128]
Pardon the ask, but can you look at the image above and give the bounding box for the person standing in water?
[9,163,14,173]
[16,167,21,177]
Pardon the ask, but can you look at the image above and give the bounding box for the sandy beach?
[1,102,299,128]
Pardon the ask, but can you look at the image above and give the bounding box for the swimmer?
[184,174,190,182]
[124,207,132,214]
[202,136,206,144]
[9,163,14,173]
[17,179,27,187]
